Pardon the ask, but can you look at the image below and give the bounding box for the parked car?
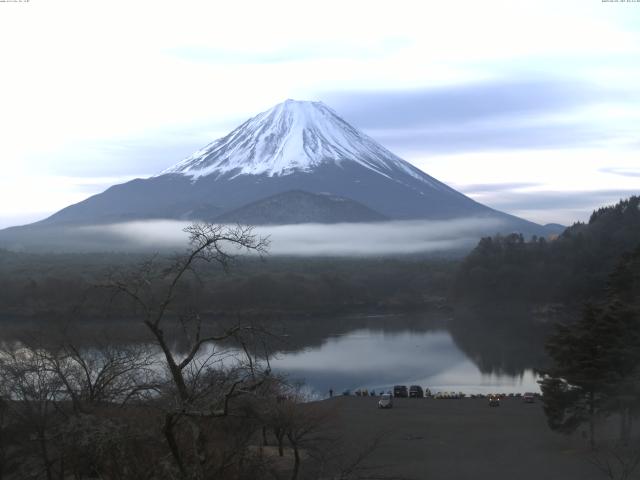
[393,385,408,398]
[378,393,393,409]
[523,392,535,403]
[488,395,500,407]
[409,385,424,398]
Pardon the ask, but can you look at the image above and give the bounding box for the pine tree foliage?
[539,246,640,446]
[456,196,640,305]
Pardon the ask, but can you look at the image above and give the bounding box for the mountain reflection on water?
[266,310,550,397]
[0,308,552,398]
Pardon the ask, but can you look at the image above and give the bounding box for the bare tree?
[0,396,7,480]
[260,387,403,480]
[45,341,159,413]
[0,343,64,480]
[0,333,164,480]
[591,440,640,480]
[0,222,402,480]
[104,223,272,477]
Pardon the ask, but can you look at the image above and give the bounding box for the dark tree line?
[539,245,640,454]
[0,249,456,320]
[454,196,640,307]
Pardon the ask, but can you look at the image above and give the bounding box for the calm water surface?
[267,316,541,397]
[1,312,545,398]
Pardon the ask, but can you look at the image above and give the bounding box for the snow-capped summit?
[162,99,429,185]
[28,99,552,236]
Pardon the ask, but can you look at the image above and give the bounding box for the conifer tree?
[540,245,640,447]
[540,304,612,448]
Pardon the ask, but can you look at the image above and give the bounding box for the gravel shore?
[327,396,603,480]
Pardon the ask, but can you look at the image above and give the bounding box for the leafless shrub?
[591,440,640,480]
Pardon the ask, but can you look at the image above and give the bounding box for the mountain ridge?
[2,99,557,240]
[213,189,388,225]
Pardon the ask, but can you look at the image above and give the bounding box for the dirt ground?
[326,396,605,480]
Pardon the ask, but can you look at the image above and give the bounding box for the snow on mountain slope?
[161,99,443,190]
[8,98,550,237]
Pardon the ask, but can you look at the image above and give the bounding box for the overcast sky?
[1,0,639,228]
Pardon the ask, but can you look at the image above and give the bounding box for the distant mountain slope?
[454,196,640,305]
[214,190,388,225]
[541,223,566,236]
[0,99,558,257]
[19,99,550,235]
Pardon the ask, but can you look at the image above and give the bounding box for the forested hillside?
[454,196,640,305]
[0,251,455,319]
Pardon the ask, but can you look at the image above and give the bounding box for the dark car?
[393,385,408,398]
[488,395,500,407]
[409,385,424,398]
[523,392,535,403]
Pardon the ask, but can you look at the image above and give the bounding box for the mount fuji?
[13,100,556,235]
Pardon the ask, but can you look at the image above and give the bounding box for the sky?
[1,0,639,228]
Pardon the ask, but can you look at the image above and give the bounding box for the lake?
[264,313,544,398]
[0,309,548,398]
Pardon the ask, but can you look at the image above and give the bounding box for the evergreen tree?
[602,246,640,444]
[539,245,640,447]
[539,304,612,448]
[455,196,640,306]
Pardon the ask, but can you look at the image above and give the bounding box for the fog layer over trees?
[0,224,390,479]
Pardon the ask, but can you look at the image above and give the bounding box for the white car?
[378,393,393,409]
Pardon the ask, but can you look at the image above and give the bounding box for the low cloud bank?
[78,217,505,256]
